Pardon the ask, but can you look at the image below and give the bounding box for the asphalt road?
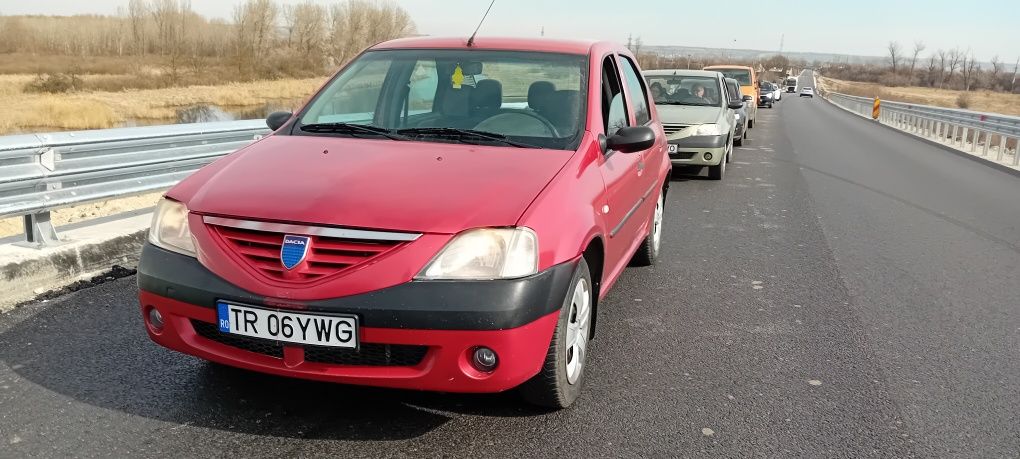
[2,71,1018,458]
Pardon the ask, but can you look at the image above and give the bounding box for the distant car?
[644,69,742,180]
[800,87,814,98]
[758,82,775,108]
[771,82,782,101]
[724,77,748,146]
[704,65,757,129]
[784,77,798,92]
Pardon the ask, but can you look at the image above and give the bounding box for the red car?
[138,36,671,408]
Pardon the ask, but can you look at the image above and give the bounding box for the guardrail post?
[962,128,970,149]
[971,130,979,153]
[23,212,60,246]
[997,135,1007,161]
[981,131,990,156]
[1013,139,1019,166]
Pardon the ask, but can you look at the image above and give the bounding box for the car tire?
[734,134,743,147]
[768,102,774,108]
[519,258,594,409]
[630,190,664,267]
[708,155,725,180]
[748,118,754,129]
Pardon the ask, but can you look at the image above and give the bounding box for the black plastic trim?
[137,244,577,331]
[669,134,727,149]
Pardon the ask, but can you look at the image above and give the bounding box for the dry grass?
[819,76,1020,116]
[0,75,324,134]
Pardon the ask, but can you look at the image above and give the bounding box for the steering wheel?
[473,111,560,138]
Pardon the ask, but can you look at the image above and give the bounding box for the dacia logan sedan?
[138,37,671,408]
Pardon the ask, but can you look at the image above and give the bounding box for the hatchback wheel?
[630,191,664,266]
[708,152,726,180]
[520,258,594,408]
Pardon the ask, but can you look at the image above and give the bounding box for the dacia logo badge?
[280,234,311,270]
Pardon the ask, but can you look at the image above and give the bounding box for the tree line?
[824,41,1019,93]
[0,0,416,82]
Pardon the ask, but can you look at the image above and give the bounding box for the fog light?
[147,307,164,331]
[703,152,713,161]
[471,347,498,372]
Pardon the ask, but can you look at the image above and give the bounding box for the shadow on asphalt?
[0,281,551,441]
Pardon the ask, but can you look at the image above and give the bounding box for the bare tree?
[908,40,925,82]
[887,41,901,74]
[961,53,979,91]
[128,0,148,55]
[935,49,948,88]
[988,55,1002,91]
[327,0,414,67]
[234,0,278,77]
[924,53,938,87]
[945,48,963,89]
[283,1,326,67]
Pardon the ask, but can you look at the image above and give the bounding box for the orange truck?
[703,65,757,128]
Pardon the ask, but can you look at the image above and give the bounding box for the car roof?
[643,69,721,78]
[704,65,754,71]
[371,36,603,55]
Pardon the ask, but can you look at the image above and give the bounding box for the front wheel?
[708,155,725,180]
[519,258,594,408]
[630,190,664,266]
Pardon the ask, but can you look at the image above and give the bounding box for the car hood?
[655,105,722,126]
[169,135,575,234]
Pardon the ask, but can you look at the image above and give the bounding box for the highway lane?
[1,73,1018,457]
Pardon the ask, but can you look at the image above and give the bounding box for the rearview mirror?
[728,101,744,110]
[267,111,293,131]
[742,95,753,102]
[604,126,656,153]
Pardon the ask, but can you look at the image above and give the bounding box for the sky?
[1,0,1018,60]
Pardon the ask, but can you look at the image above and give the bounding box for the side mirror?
[742,95,753,102]
[728,101,744,110]
[266,111,293,131]
[605,126,655,153]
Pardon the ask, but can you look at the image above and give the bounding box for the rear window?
[714,69,752,85]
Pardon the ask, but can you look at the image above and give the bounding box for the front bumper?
[138,244,574,393]
[668,135,727,166]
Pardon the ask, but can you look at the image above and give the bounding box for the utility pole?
[779,33,784,55]
[540,26,544,37]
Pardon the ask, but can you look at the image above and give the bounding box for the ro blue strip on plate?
[217,302,230,332]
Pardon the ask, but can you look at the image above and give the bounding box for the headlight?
[695,124,723,136]
[417,227,538,280]
[149,198,196,257]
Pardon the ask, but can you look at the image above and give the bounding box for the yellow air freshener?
[452,65,464,89]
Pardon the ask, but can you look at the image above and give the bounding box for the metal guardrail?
[0,120,269,246]
[825,92,1020,167]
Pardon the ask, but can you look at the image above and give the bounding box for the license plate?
[216,301,358,349]
[667,144,678,153]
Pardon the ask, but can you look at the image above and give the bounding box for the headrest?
[528,81,555,111]
[439,85,473,117]
[471,79,502,113]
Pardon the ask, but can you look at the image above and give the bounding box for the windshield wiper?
[300,122,408,141]
[395,127,540,148]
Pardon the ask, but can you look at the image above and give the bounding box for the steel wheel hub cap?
[565,277,591,385]
[652,193,663,252]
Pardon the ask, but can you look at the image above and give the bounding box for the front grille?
[190,320,428,367]
[662,123,689,136]
[304,343,428,367]
[207,222,406,284]
[192,320,284,358]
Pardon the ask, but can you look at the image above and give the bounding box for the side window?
[618,56,651,125]
[601,56,629,135]
[407,60,438,113]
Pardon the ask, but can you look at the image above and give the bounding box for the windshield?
[714,69,752,85]
[296,49,587,150]
[644,75,722,107]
